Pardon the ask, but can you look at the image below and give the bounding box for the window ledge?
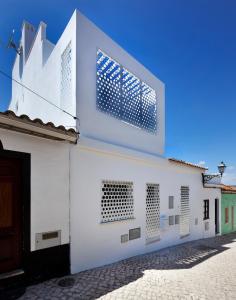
[180,234,190,239]
[100,217,136,225]
[146,237,160,245]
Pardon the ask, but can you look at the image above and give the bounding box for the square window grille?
[61,42,72,109]
[180,186,190,237]
[169,196,174,209]
[146,184,160,242]
[96,49,157,133]
[101,180,134,223]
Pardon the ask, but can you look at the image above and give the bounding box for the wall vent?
[121,234,129,243]
[129,227,141,240]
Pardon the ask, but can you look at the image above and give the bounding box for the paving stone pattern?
[20,233,236,300]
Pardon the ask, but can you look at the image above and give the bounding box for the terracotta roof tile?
[0,110,78,143]
[169,158,208,170]
[221,184,236,193]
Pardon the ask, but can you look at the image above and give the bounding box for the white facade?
[9,10,221,274]
[70,138,220,272]
[0,127,71,251]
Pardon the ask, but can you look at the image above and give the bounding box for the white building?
[0,111,76,285]
[4,10,221,280]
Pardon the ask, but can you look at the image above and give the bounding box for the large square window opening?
[101,180,134,223]
[96,49,157,133]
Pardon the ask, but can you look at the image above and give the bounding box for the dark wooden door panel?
[0,158,22,273]
[0,181,13,229]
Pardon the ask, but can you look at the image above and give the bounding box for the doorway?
[215,198,219,234]
[0,149,30,275]
[232,206,234,231]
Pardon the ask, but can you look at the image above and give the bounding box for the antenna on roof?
[7,29,21,55]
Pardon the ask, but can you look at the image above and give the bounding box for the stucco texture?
[221,193,236,234]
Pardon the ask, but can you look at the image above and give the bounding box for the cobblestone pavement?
[20,233,236,300]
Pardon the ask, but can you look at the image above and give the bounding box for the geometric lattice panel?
[96,49,157,133]
[180,186,190,237]
[60,42,72,108]
[141,82,157,132]
[97,50,122,119]
[101,180,134,223]
[146,184,160,242]
[122,68,141,127]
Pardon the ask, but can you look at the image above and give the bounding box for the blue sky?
[0,0,236,183]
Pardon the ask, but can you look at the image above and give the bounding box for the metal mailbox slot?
[35,230,61,250]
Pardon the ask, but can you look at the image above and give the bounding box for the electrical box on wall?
[160,214,168,230]
[129,228,141,240]
[121,234,129,243]
[35,230,61,250]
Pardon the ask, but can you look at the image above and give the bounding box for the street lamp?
[203,161,227,184]
[217,161,227,177]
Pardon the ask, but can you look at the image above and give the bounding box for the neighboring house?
[0,111,77,286]
[221,185,236,234]
[3,9,222,281]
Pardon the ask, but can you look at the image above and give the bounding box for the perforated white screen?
[101,181,134,223]
[146,184,160,242]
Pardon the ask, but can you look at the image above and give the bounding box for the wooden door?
[0,157,22,273]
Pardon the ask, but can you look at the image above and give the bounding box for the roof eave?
[0,114,77,144]
[168,158,208,171]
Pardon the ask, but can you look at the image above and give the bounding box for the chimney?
[21,21,36,64]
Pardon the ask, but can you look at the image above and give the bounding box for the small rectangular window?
[225,207,229,224]
[146,184,160,243]
[101,180,134,223]
[203,199,209,220]
[168,196,174,209]
[180,186,190,237]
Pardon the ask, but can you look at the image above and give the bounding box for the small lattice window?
[61,42,72,109]
[203,199,209,220]
[146,184,160,243]
[101,181,134,223]
[97,49,157,133]
[180,186,190,237]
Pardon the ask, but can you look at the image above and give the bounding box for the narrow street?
[20,233,236,300]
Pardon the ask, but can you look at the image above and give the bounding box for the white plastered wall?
[75,11,165,156]
[70,137,221,273]
[0,128,70,251]
[10,13,77,128]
